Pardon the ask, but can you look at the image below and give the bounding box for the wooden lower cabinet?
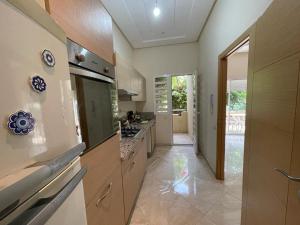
[81,134,125,225]
[122,136,147,223]
[86,165,125,225]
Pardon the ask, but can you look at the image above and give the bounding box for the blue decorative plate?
[42,49,55,67]
[30,75,47,93]
[7,111,35,135]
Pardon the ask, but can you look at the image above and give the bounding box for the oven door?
[70,66,119,151]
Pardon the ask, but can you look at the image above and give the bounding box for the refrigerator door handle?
[0,143,86,220]
[9,167,87,225]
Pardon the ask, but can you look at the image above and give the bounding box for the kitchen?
[2,1,296,225]
[0,0,155,225]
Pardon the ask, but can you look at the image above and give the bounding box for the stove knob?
[103,67,110,73]
[75,54,85,62]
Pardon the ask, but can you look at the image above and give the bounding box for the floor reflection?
[225,134,244,177]
[130,146,242,225]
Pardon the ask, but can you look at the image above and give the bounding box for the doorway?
[216,36,250,181]
[225,43,249,185]
[171,75,194,145]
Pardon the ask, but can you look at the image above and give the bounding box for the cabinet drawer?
[86,165,125,225]
[81,134,121,205]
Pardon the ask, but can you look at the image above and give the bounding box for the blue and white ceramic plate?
[30,75,47,93]
[42,49,55,67]
[7,111,35,135]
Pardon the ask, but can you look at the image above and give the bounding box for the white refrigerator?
[0,1,87,224]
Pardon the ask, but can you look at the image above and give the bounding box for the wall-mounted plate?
[7,110,35,135]
[30,75,47,93]
[42,49,55,67]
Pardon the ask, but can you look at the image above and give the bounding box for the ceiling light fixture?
[153,0,160,17]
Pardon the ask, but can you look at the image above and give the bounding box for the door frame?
[216,25,255,180]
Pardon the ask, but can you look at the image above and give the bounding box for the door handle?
[96,182,113,208]
[274,168,300,182]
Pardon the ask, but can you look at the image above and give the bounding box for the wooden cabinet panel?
[254,0,300,72]
[122,136,147,223]
[86,165,125,225]
[45,0,114,64]
[122,153,141,222]
[81,134,121,206]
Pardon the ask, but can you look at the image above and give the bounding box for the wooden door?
[243,0,300,225]
[285,64,300,225]
[245,55,299,225]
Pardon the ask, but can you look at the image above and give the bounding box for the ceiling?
[101,0,216,48]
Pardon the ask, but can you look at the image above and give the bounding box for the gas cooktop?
[121,126,141,138]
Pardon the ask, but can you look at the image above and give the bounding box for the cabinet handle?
[274,168,300,182]
[96,182,113,208]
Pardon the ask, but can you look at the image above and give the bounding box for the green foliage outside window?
[229,90,247,111]
[172,76,187,110]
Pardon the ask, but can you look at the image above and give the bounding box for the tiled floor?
[173,133,193,145]
[130,144,242,225]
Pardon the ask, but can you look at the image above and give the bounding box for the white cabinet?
[131,71,146,102]
[115,54,132,91]
[115,53,146,101]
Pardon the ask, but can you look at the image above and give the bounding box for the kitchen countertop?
[120,119,155,160]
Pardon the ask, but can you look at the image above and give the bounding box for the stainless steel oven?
[67,40,119,151]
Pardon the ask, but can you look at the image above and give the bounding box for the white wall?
[198,0,273,173]
[112,22,133,64]
[112,22,137,115]
[133,43,198,112]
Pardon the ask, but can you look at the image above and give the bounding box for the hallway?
[130,146,242,225]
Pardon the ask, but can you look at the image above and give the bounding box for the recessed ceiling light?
[153,0,160,17]
[153,6,160,17]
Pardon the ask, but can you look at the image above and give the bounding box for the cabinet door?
[132,73,146,101]
[122,155,141,222]
[122,138,147,222]
[81,134,121,206]
[86,165,125,225]
[136,136,148,182]
[45,0,114,64]
[151,124,156,152]
[115,53,132,91]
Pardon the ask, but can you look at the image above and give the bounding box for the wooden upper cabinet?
[45,0,114,64]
